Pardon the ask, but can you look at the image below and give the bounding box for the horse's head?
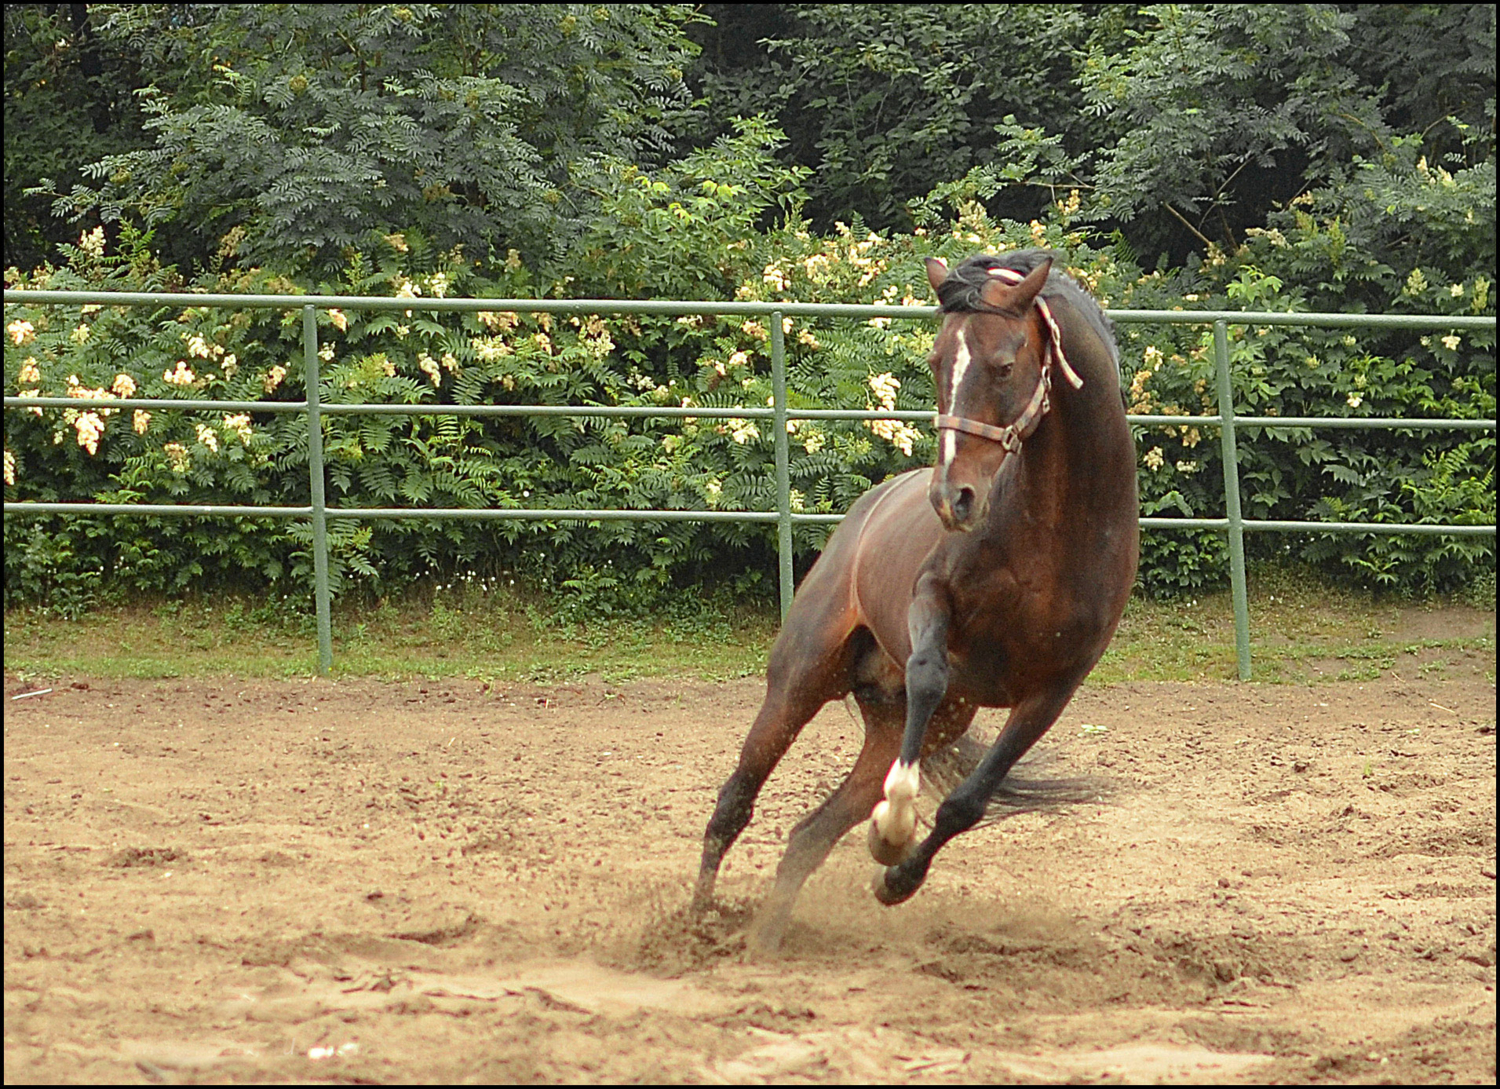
[924,255,1064,532]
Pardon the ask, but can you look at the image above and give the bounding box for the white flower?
[74,411,104,455]
[79,226,106,258]
[8,319,35,345]
[163,361,196,386]
[1440,335,1461,351]
[867,372,900,410]
[1346,392,1363,409]
[472,336,511,362]
[866,415,921,456]
[1143,447,1165,470]
[196,423,219,453]
[223,413,253,443]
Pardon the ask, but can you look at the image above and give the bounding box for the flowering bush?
[4,135,1493,614]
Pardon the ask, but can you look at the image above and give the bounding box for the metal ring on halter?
[934,413,1023,453]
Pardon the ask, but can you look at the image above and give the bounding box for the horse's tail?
[920,729,1112,825]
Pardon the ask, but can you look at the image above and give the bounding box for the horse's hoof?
[871,864,919,906]
[868,816,914,866]
[745,914,788,956]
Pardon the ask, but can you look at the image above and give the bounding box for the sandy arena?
[4,650,1495,1082]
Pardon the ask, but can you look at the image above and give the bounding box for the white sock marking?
[874,759,921,849]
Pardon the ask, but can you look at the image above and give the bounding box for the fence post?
[772,311,793,620]
[1213,319,1251,680]
[303,306,333,676]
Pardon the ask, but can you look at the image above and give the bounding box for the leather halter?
[934,267,1083,452]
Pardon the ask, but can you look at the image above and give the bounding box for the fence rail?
[5,288,1494,679]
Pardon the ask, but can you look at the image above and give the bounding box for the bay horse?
[692,250,1139,952]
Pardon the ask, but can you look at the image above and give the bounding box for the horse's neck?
[1012,369,1131,525]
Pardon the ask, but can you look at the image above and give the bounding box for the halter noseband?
[934,266,1083,452]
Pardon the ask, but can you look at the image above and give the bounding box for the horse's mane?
[936,250,1118,370]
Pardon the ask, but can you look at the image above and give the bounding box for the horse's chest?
[943,590,1074,701]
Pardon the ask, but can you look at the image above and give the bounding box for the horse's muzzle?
[928,476,983,532]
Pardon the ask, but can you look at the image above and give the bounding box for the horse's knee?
[905,646,948,698]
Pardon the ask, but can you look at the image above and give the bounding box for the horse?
[691,249,1139,952]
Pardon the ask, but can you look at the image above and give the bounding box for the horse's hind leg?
[746,695,900,952]
[693,688,821,915]
[692,625,855,917]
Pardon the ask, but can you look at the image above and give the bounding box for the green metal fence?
[5,288,1495,679]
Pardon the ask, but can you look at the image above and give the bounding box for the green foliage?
[1114,198,1494,595]
[3,5,180,270]
[690,4,1088,231]
[5,4,1494,615]
[24,4,703,277]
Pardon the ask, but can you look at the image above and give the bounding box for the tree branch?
[1163,201,1214,250]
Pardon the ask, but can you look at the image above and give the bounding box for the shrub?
[5,144,1493,614]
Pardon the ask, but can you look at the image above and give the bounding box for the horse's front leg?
[868,574,950,866]
[873,686,1075,905]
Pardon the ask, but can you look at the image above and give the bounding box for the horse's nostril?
[952,487,974,523]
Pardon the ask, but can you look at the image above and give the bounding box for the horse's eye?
[995,360,1013,379]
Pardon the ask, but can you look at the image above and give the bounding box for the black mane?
[936,250,1117,368]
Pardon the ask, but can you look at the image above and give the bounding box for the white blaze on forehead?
[941,321,972,465]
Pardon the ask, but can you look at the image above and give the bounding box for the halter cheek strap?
[935,364,1051,454]
[934,266,1084,450]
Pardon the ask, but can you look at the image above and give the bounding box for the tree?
[3,3,183,269]
[27,4,703,278]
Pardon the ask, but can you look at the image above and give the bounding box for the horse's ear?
[1012,258,1053,307]
[925,257,949,294]
[980,257,1052,309]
